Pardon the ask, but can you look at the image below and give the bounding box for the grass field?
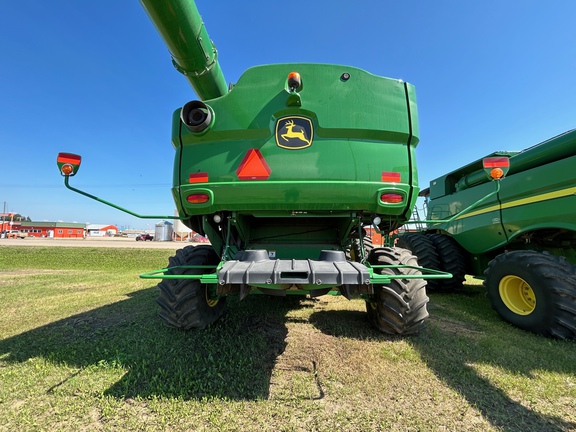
[0,246,575,431]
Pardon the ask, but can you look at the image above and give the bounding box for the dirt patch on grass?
[427,303,484,337]
[0,270,81,286]
[0,269,77,276]
[266,296,496,430]
[430,315,484,336]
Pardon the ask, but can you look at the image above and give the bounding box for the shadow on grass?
[309,284,576,432]
[0,287,292,400]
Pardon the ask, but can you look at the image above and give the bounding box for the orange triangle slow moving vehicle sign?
[236,149,272,180]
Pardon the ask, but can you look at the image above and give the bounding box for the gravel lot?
[0,237,200,249]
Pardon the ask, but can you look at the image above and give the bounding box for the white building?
[86,224,118,237]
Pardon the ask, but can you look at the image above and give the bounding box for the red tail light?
[187,194,210,204]
[380,193,404,204]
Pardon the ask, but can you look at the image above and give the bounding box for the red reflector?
[187,194,209,204]
[236,149,271,180]
[483,157,510,169]
[189,172,209,183]
[380,193,403,204]
[57,153,81,165]
[382,172,401,183]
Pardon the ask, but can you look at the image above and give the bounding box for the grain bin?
[154,221,173,241]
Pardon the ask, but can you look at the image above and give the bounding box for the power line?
[0,183,171,189]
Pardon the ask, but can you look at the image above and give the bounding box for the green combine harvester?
[57,0,504,335]
[399,130,576,339]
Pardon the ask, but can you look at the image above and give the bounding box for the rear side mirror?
[57,153,82,177]
[483,157,510,180]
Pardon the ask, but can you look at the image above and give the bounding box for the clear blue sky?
[2,1,575,229]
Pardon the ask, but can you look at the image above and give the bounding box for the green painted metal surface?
[173,63,420,248]
[139,0,228,100]
[426,129,576,267]
[134,1,422,256]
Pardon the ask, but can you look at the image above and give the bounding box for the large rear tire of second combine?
[348,235,374,263]
[365,247,429,335]
[156,245,225,330]
[484,250,576,339]
[396,233,441,291]
[429,234,467,291]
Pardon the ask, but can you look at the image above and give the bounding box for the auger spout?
[139,0,228,100]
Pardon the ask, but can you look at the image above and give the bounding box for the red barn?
[19,221,86,238]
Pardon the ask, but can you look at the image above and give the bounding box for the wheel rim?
[499,275,536,315]
[205,285,219,308]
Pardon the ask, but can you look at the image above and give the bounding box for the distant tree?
[6,214,31,222]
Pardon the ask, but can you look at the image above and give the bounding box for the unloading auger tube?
[139,0,228,100]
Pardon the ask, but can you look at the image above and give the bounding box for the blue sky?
[1,1,575,229]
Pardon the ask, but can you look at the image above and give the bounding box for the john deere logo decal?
[275,116,313,150]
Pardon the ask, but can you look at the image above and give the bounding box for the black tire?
[156,245,225,330]
[396,233,442,291]
[429,234,467,291]
[348,235,374,262]
[484,251,576,339]
[365,247,429,335]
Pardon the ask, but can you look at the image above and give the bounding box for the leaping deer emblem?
[281,120,311,145]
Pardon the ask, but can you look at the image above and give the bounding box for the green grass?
[1,247,575,431]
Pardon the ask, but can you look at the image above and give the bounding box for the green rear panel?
[172,64,419,224]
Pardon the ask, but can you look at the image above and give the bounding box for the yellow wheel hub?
[499,275,536,315]
[205,286,219,308]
